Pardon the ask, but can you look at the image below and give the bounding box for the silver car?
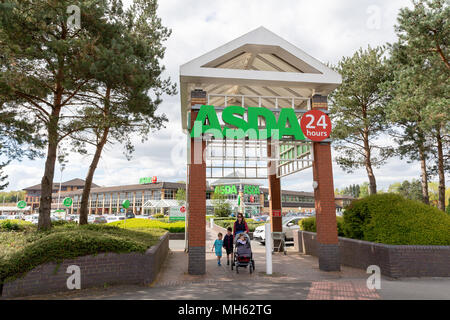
[253,217,303,244]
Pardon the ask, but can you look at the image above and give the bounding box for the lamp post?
[57,163,66,211]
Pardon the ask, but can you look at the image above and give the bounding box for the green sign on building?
[63,197,73,208]
[190,105,306,140]
[214,185,260,195]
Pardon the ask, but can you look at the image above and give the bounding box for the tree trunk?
[417,128,430,205]
[435,127,446,211]
[79,87,111,224]
[363,134,377,195]
[78,126,109,224]
[37,108,61,230]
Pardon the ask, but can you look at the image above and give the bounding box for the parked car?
[125,212,135,219]
[106,216,120,223]
[93,216,107,224]
[253,217,303,244]
[253,215,269,222]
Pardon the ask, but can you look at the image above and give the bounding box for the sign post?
[169,206,186,221]
[122,200,130,228]
[265,222,272,275]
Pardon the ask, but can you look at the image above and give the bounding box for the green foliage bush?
[299,217,345,237]
[0,223,165,283]
[0,219,32,231]
[343,193,450,245]
[108,218,185,233]
[153,214,165,218]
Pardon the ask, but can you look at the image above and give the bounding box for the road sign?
[122,200,130,209]
[17,200,27,209]
[63,197,73,207]
[300,110,332,142]
[169,206,185,221]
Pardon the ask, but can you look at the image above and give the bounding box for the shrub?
[0,219,32,231]
[107,218,185,233]
[299,217,316,232]
[51,220,76,227]
[0,224,164,283]
[299,217,345,237]
[153,214,164,218]
[343,193,450,245]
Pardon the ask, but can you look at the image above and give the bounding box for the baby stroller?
[231,233,255,274]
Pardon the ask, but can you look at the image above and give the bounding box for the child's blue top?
[214,239,223,255]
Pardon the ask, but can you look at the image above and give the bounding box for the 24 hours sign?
[300,110,332,142]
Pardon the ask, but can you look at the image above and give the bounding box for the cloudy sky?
[3,0,448,193]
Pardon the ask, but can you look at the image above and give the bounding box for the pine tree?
[330,46,394,195]
[386,0,449,211]
[67,0,175,224]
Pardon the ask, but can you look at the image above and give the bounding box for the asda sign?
[214,185,260,195]
[191,105,305,140]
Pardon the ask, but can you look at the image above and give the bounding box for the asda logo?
[214,185,260,195]
[190,105,305,140]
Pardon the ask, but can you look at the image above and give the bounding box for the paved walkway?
[11,227,450,300]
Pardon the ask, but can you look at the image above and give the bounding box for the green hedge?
[107,218,185,233]
[344,193,450,245]
[299,217,344,236]
[0,219,32,231]
[0,224,165,283]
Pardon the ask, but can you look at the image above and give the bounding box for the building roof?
[52,181,186,197]
[210,172,263,187]
[260,187,314,197]
[23,178,99,191]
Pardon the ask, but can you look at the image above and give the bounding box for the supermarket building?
[23,176,352,215]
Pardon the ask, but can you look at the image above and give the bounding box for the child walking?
[222,227,234,265]
[212,232,224,266]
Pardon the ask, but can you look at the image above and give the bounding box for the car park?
[93,216,107,224]
[253,216,303,244]
[253,215,268,222]
[106,216,119,223]
[125,212,135,219]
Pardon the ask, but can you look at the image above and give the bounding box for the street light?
[57,163,66,211]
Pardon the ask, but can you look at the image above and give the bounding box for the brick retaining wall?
[293,230,450,278]
[1,232,169,298]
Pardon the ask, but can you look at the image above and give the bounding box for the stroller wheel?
[249,263,253,274]
[236,266,239,274]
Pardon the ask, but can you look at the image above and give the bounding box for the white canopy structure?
[180,26,341,131]
[0,206,31,213]
[179,27,342,179]
[143,199,184,209]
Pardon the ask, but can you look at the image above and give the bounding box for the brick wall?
[1,233,169,298]
[310,94,340,271]
[294,230,450,278]
[187,89,207,275]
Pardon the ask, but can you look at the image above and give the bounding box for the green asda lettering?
[191,105,305,140]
